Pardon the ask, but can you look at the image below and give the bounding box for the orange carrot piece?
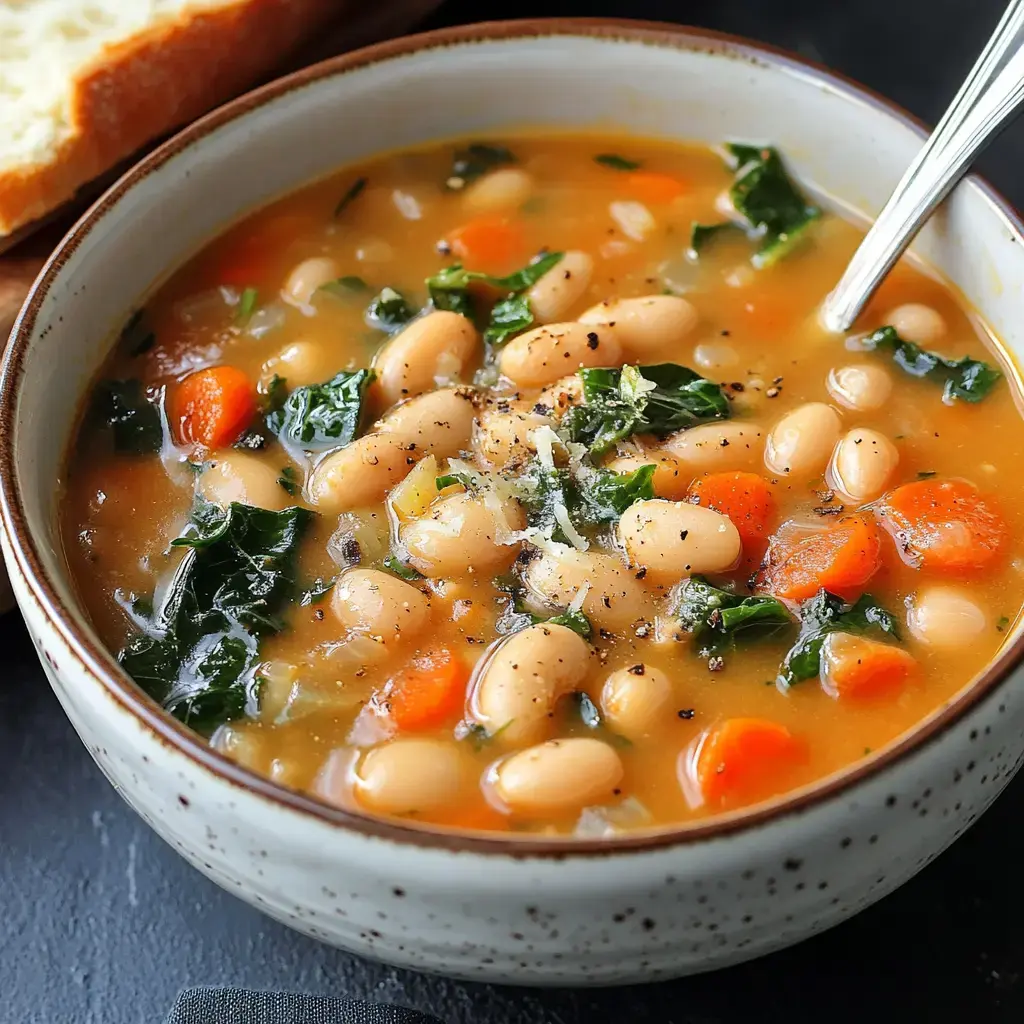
[625,171,688,204]
[687,471,776,548]
[380,648,469,731]
[819,632,918,701]
[448,217,527,274]
[874,478,1007,573]
[693,718,802,807]
[757,516,882,603]
[169,366,256,450]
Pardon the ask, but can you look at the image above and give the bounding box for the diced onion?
[610,200,655,241]
[246,302,286,339]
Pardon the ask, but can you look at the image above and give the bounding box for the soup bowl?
[4,20,1024,985]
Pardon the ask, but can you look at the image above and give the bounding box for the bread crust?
[0,0,341,237]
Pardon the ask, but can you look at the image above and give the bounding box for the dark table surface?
[4,1,1024,1022]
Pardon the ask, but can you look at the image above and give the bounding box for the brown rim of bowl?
[3,17,1023,858]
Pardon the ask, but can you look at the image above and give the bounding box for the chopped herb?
[917,470,937,479]
[277,466,299,496]
[446,144,515,189]
[677,576,793,656]
[92,379,163,454]
[547,608,593,640]
[462,719,514,750]
[563,363,730,455]
[689,221,742,255]
[236,286,258,325]
[365,287,416,333]
[779,590,901,687]
[267,368,374,450]
[382,553,423,581]
[334,176,367,218]
[997,615,1010,632]
[860,326,1001,403]
[435,471,480,492]
[118,501,312,732]
[318,276,369,299]
[301,577,336,606]
[484,293,533,348]
[594,153,641,171]
[118,309,156,357]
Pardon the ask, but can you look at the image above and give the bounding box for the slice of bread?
[0,0,342,239]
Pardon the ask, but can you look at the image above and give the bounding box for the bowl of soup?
[4,19,1024,984]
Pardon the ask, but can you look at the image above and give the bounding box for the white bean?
[199,452,291,511]
[491,738,624,817]
[499,322,622,388]
[600,664,673,740]
[374,311,480,404]
[377,386,477,459]
[886,303,946,345]
[603,450,689,500]
[828,428,899,503]
[826,363,893,412]
[331,568,430,643]
[694,341,741,372]
[580,295,698,359]
[355,740,472,815]
[461,168,533,215]
[527,250,594,323]
[283,256,339,307]
[907,586,988,649]
[661,422,766,472]
[472,623,591,745]
[308,433,418,512]
[619,499,741,583]
[522,549,654,633]
[536,374,585,418]
[473,401,550,469]
[764,403,842,478]
[261,340,339,388]
[402,492,523,577]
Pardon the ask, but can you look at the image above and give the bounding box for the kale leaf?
[118,309,156,357]
[677,576,793,657]
[446,143,515,188]
[365,287,416,333]
[334,177,367,217]
[495,583,593,640]
[861,326,1001,403]
[778,589,900,687]
[267,368,374,450]
[594,153,641,171]
[92,379,163,454]
[689,221,743,255]
[118,501,312,732]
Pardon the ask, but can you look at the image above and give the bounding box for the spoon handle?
[821,0,1024,333]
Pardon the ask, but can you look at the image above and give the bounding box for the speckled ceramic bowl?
[3,20,1024,985]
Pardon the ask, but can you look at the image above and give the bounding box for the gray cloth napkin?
[167,989,446,1024]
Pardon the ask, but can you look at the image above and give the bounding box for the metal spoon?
[821,0,1024,333]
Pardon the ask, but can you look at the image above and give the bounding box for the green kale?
[677,576,793,657]
[446,143,515,188]
[92,379,163,454]
[267,368,374,450]
[365,286,416,333]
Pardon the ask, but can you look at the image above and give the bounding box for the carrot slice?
[169,366,256,450]
[874,478,1007,573]
[687,471,776,548]
[692,718,802,807]
[625,171,688,204]
[448,217,527,274]
[757,516,882,603]
[379,648,469,731]
[819,632,918,701]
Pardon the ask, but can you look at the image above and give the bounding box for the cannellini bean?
[828,428,899,503]
[472,623,591,744]
[694,340,741,372]
[491,738,624,817]
[331,567,430,643]
[907,586,988,649]
[308,433,418,512]
[355,739,472,814]
[527,250,594,323]
[619,499,741,583]
[402,492,523,577]
[600,664,673,740]
[886,303,946,345]
[461,167,534,215]
[283,256,339,307]
[199,452,291,511]
[603,450,689,500]
[261,340,339,388]
[580,295,698,359]
[826,363,893,412]
[499,322,622,388]
[374,311,480,404]
[522,549,654,633]
[661,422,766,472]
[473,402,550,469]
[764,403,842,478]
[536,374,585,417]
[377,386,477,459]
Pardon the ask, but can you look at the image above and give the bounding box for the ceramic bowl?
[3,20,1024,985]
